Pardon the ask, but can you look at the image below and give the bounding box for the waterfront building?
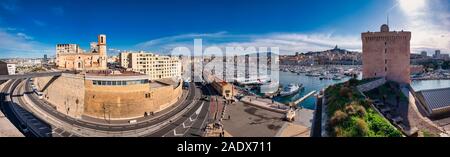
[416,87,450,118]
[432,50,450,60]
[434,50,441,58]
[421,51,428,57]
[203,70,235,101]
[56,34,108,71]
[119,51,181,80]
[279,46,361,66]
[410,65,424,75]
[411,53,432,65]
[362,24,411,84]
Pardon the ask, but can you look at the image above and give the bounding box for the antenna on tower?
[387,14,389,26]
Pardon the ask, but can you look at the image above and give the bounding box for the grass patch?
[325,78,403,137]
[364,81,408,106]
[422,131,439,137]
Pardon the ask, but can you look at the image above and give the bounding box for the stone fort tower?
[362,24,411,84]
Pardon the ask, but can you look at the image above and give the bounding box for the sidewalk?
[0,111,24,137]
[240,96,290,113]
[0,81,24,137]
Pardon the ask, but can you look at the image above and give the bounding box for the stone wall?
[35,73,85,119]
[84,80,182,120]
[356,78,386,92]
[36,73,183,120]
[152,82,182,112]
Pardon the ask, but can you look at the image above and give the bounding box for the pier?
[288,90,317,107]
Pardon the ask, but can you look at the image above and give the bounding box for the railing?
[0,72,62,81]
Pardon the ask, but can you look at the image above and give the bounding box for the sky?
[0,0,449,58]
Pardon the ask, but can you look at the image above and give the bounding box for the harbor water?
[277,71,450,110]
[276,71,350,110]
[411,80,450,91]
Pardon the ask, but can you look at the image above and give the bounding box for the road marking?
[195,102,204,115]
[173,130,183,136]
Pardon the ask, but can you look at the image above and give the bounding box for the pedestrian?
[228,115,231,120]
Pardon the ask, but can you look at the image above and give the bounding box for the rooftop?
[417,87,450,111]
[85,70,144,77]
[154,78,180,87]
[84,70,148,81]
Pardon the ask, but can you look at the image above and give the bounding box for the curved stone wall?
[36,74,183,120]
[35,73,85,119]
[83,79,182,120]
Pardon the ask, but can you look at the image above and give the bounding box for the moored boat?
[279,83,303,97]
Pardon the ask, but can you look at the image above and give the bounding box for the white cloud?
[134,32,361,55]
[135,31,228,49]
[396,0,450,53]
[0,28,52,58]
[6,27,16,31]
[16,32,33,40]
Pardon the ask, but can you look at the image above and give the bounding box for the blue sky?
[0,0,449,58]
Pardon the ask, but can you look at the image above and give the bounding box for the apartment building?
[119,51,181,80]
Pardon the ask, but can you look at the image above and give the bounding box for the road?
[0,79,51,137]
[3,78,212,137]
[148,84,212,137]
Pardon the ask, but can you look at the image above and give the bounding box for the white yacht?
[279,83,303,97]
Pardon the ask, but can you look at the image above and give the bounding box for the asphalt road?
[22,79,203,132]
[147,83,211,137]
[12,80,53,137]
[2,78,212,137]
[0,79,49,137]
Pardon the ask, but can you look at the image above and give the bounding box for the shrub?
[344,105,356,115]
[339,87,352,98]
[355,118,369,136]
[334,126,344,137]
[330,110,348,126]
[355,105,367,117]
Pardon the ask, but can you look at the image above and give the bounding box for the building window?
[92,79,148,86]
